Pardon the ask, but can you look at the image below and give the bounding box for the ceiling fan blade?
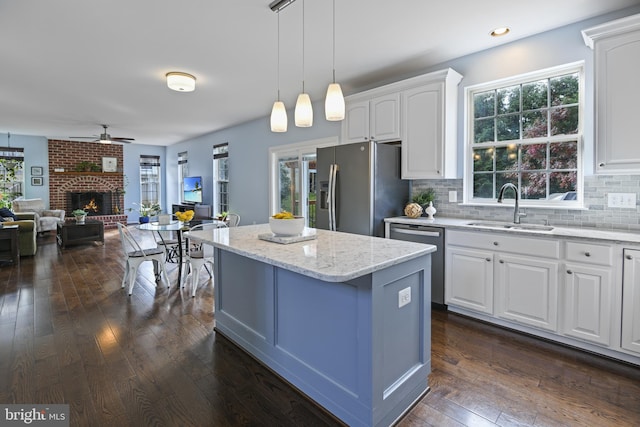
[111,137,135,141]
[69,136,97,139]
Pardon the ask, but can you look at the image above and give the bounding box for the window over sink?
[464,62,584,208]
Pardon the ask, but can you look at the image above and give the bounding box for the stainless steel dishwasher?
[388,223,445,307]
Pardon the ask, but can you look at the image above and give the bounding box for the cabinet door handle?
[493,241,499,246]
[626,255,633,260]
[499,259,504,264]
[485,257,491,262]
[584,252,591,257]
[599,162,605,167]
[567,270,573,274]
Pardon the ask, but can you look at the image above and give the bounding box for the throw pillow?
[2,217,14,222]
[0,208,16,220]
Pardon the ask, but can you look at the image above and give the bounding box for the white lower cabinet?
[445,246,493,314]
[622,249,640,354]
[562,263,613,346]
[561,241,614,347]
[440,228,640,364]
[496,254,559,331]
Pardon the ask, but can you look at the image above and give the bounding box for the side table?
[0,225,20,265]
[57,219,105,249]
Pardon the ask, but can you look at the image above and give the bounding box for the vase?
[424,201,437,221]
[139,216,150,224]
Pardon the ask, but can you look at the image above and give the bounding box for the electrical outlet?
[608,193,637,208]
[398,287,411,308]
[449,191,457,203]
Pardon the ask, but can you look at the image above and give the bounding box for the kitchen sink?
[466,221,554,232]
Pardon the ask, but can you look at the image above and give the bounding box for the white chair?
[226,213,240,227]
[12,198,65,234]
[183,221,228,297]
[117,223,170,295]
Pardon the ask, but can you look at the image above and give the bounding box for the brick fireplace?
[48,139,127,228]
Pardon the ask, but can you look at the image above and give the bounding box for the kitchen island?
[187,224,436,427]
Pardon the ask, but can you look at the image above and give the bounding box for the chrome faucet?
[497,183,526,224]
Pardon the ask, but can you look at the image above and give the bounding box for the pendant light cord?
[301,0,305,93]
[332,0,336,84]
[277,11,281,101]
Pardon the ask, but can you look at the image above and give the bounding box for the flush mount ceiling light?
[490,26,510,37]
[166,72,196,92]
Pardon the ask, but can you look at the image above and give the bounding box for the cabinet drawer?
[565,241,613,266]
[448,230,560,259]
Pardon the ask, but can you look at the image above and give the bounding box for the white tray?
[258,232,317,244]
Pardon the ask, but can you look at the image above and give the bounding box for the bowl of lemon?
[269,211,305,236]
[175,210,195,223]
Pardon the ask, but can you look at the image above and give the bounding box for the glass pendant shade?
[325,82,345,121]
[270,100,288,132]
[295,93,313,127]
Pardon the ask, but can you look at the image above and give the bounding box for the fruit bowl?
[269,216,305,236]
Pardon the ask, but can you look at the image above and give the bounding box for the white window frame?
[213,143,229,215]
[463,61,585,209]
[268,137,337,218]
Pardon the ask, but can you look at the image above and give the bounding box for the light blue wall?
[165,112,341,226]
[122,144,167,223]
[0,133,50,205]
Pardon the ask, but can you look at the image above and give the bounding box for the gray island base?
[187,224,436,427]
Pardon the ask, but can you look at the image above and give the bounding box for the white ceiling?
[1,0,638,146]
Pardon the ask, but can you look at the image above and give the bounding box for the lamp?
[325,0,344,121]
[271,11,288,132]
[295,0,313,127]
[166,72,196,92]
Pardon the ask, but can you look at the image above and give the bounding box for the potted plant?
[72,209,87,224]
[412,188,436,212]
[129,202,161,224]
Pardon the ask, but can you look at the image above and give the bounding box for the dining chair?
[226,213,240,227]
[183,221,228,297]
[154,230,181,263]
[117,223,170,295]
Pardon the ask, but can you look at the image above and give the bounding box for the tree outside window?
[468,64,582,205]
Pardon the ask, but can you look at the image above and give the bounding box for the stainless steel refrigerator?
[316,141,409,237]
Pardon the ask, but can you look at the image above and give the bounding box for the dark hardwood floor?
[0,228,639,426]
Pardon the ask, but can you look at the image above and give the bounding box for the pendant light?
[325,0,345,121]
[270,10,288,132]
[295,0,313,127]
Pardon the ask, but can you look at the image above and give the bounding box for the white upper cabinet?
[583,14,640,174]
[342,69,462,179]
[342,93,401,143]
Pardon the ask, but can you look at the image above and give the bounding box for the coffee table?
[57,219,105,248]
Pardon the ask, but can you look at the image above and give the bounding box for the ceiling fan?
[70,124,135,144]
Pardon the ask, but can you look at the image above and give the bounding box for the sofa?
[1,213,37,256]
[12,198,65,234]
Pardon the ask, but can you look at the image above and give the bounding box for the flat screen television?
[183,176,203,204]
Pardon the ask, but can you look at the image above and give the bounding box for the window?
[0,146,24,208]
[213,143,229,215]
[178,151,188,203]
[139,155,161,206]
[269,137,337,228]
[465,63,583,207]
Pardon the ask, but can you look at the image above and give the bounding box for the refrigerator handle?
[327,163,333,231]
[330,163,338,231]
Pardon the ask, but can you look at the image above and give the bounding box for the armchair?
[12,198,65,234]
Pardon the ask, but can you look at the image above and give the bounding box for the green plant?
[412,188,436,205]
[72,209,87,217]
[129,202,161,217]
[75,161,101,172]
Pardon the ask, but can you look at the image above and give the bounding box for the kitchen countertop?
[186,223,436,282]
[384,216,640,245]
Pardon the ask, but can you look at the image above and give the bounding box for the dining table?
[138,219,223,287]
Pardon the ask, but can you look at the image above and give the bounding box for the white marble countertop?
[186,224,436,282]
[384,216,640,245]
